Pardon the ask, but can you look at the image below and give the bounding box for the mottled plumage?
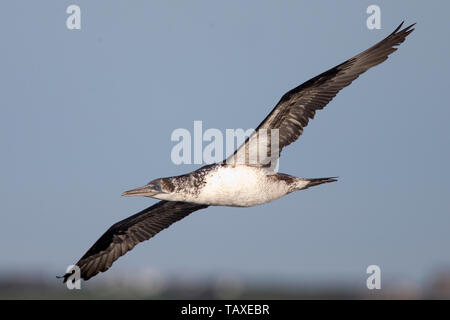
[63,201,208,281]
[227,22,415,167]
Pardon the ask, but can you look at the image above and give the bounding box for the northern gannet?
[61,22,415,282]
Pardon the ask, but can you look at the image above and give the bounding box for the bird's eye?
[154,184,162,191]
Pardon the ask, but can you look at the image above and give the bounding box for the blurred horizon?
[2,268,450,299]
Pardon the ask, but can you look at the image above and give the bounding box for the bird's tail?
[295,177,338,190]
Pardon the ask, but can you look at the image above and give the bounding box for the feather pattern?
[62,200,208,281]
[227,22,415,168]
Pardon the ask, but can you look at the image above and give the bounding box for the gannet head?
[121,178,172,198]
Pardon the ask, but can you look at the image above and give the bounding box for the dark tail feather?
[303,177,338,189]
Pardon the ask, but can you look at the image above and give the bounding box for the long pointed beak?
[121,184,161,197]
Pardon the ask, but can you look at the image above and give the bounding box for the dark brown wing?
[62,200,208,281]
[227,22,415,168]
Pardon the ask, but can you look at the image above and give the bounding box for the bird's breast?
[193,166,289,207]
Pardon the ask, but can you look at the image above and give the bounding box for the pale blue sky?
[1,1,449,288]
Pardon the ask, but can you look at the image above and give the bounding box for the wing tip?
[393,21,405,33]
[56,272,72,283]
[393,21,416,37]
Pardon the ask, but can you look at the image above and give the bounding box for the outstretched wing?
[226,22,415,169]
[62,200,208,282]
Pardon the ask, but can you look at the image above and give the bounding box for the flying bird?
[61,22,415,282]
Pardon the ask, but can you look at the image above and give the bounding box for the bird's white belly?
[194,166,289,207]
